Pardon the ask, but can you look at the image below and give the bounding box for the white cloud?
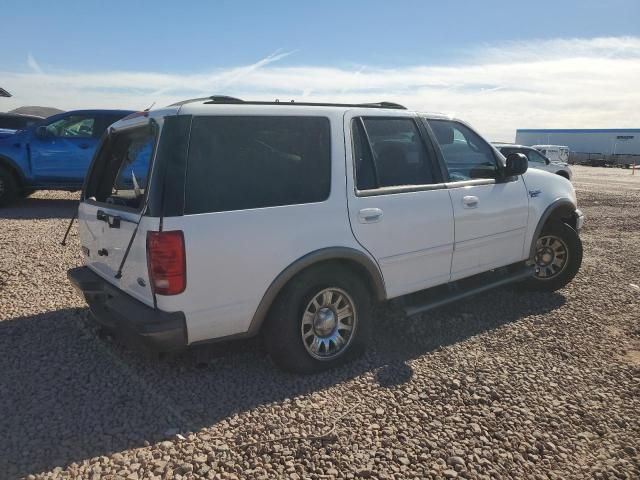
[2,37,639,141]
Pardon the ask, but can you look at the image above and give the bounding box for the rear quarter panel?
[155,109,369,343]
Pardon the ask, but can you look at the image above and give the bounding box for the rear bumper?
[67,266,187,351]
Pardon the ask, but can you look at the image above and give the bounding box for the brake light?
[146,231,186,295]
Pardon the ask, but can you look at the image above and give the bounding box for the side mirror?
[504,152,528,176]
[35,125,50,139]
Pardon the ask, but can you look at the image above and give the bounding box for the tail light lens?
[146,230,186,295]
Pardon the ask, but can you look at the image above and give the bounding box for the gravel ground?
[0,166,638,480]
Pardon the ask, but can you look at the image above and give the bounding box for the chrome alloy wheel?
[534,235,569,280]
[301,287,357,360]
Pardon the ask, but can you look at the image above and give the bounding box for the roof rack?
[170,95,406,110]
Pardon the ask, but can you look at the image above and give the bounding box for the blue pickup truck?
[0,109,134,206]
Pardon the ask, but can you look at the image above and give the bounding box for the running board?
[403,265,535,318]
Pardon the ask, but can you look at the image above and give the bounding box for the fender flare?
[528,198,577,259]
[245,247,387,336]
[0,154,26,187]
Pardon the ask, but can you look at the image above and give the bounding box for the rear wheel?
[264,265,371,373]
[0,166,18,207]
[522,221,582,292]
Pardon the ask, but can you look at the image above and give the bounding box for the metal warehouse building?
[515,128,640,167]
[516,129,640,155]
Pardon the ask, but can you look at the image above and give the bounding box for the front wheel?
[264,265,371,373]
[523,221,583,292]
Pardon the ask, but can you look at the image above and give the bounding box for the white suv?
[68,97,584,373]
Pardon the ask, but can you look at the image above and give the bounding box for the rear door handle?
[78,143,90,149]
[462,196,479,208]
[358,208,383,223]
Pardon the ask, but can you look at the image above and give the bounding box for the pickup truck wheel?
[0,166,18,207]
[524,221,582,292]
[264,265,371,373]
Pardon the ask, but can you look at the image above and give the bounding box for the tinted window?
[428,119,498,181]
[185,116,331,214]
[354,117,437,189]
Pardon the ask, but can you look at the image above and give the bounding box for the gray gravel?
[1,167,639,480]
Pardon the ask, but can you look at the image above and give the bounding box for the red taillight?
[146,231,186,295]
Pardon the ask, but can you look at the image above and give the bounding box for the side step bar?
[403,265,535,318]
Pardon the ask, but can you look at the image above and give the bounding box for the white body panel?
[78,203,158,306]
[155,108,364,343]
[448,178,529,280]
[521,168,577,255]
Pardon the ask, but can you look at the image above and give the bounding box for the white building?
[516,129,640,156]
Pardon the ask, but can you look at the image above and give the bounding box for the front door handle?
[78,143,90,149]
[462,195,479,208]
[358,208,383,223]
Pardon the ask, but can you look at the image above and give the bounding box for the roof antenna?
[144,101,155,112]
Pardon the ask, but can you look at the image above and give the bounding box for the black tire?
[522,221,582,292]
[0,166,18,207]
[20,188,36,198]
[264,264,372,373]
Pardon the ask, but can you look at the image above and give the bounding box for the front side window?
[46,115,95,138]
[185,116,331,214]
[353,117,437,190]
[427,119,498,181]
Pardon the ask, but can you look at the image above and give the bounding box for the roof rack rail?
[168,96,406,110]
[202,97,407,110]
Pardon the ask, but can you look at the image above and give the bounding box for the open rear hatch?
[78,122,158,307]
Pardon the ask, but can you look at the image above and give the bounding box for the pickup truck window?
[45,115,95,138]
[428,119,498,182]
[353,117,437,190]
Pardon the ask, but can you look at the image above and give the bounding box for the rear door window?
[353,117,438,190]
[185,116,331,214]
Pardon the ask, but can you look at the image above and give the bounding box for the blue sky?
[2,0,639,139]
[2,0,638,71]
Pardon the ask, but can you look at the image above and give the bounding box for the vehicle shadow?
[0,196,78,220]
[0,289,566,478]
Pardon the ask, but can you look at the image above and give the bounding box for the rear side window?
[427,119,498,181]
[353,117,438,190]
[185,116,331,214]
